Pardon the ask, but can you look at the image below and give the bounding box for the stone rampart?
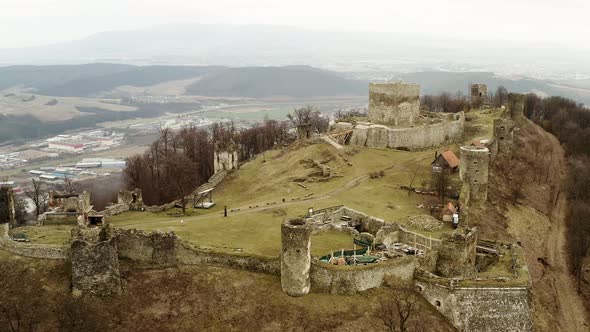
[349,112,464,151]
[310,256,416,295]
[114,228,177,266]
[415,275,532,332]
[0,223,69,259]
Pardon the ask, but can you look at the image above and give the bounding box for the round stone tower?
[492,118,514,158]
[281,218,313,297]
[507,93,525,121]
[460,146,490,206]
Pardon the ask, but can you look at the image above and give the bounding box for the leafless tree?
[376,287,421,332]
[25,178,47,217]
[431,171,450,205]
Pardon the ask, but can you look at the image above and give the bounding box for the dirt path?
[546,194,589,331]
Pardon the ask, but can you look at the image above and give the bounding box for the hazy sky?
[2,0,588,48]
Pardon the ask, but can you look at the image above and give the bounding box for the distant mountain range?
[0,63,589,104]
[1,24,589,80]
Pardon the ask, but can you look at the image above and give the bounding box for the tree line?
[122,114,311,209]
[524,93,590,290]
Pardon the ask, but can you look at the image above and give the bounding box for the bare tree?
[376,287,421,332]
[493,86,508,108]
[25,179,47,217]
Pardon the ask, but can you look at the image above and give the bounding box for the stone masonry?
[492,118,514,159]
[70,226,122,296]
[368,82,420,126]
[469,83,488,105]
[281,218,313,297]
[435,227,478,277]
[507,93,525,121]
[459,146,490,207]
[0,187,16,226]
[214,140,239,174]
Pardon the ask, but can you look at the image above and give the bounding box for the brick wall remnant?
[281,218,313,297]
[368,82,420,126]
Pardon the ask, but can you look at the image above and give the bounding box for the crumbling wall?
[368,83,420,126]
[114,228,177,266]
[459,146,490,206]
[491,118,514,159]
[310,256,416,295]
[349,112,464,151]
[117,189,144,210]
[70,226,122,296]
[176,242,280,275]
[435,228,478,277]
[507,93,525,121]
[0,223,69,259]
[281,218,313,297]
[214,141,239,174]
[0,187,15,226]
[469,83,488,105]
[415,278,532,332]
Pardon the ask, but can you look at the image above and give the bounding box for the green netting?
[319,247,368,261]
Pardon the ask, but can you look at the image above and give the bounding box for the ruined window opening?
[473,161,477,165]
[435,300,441,307]
[132,193,137,203]
[500,137,504,140]
[66,208,77,213]
[415,285,424,292]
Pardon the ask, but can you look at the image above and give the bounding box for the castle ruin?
[0,187,16,226]
[332,82,464,151]
[70,225,122,296]
[492,118,514,159]
[507,93,525,121]
[459,146,490,207]
[214,140,239,174]
[469,83,488,106]
[281,218,313,297]
[368,82,420,126]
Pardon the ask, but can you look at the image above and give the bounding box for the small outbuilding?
[431,150,460,174]
[441,202,458,222]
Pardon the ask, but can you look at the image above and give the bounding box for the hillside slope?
[472,117,589,331]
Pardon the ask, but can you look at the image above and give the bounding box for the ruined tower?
[469,83,488,106]
[70,225,122,296]
[492,118,514,159]
[214,140,239,174]
[281,218,313,297]
[507,93,525,121]
[368,82,420,126]
[0,187,16,226]
[460,146,490,206]
[436,227,478,277]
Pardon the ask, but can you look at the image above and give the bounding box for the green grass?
[110,109,497,257]
[9,225,72,245]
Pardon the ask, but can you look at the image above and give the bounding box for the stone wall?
[435,228,478,277]
[507,93,525,121]
[0,223,69,259]
[348,112,464,151]
[281,218,313,296]
[469,83,488,105]
[415,277,532,332]
[491,118,514,159]
[368,82,420,126]
[114,228,177,266]
[70,226,122,296]
[0,187,16,226]
[310,256,416,295]
[459,146,490,206]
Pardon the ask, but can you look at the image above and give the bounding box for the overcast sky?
[1,0,588,49]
